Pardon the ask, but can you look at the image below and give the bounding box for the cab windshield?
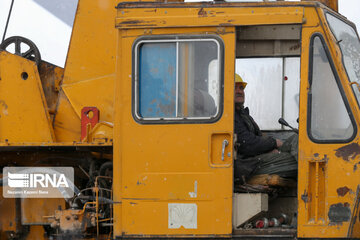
[326,13,360,105]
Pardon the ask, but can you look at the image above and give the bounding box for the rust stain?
[328,202,351,223]
[120,20,145,24]
[144,9,156,13]
[301,190,309,204]
[126,24,157,28]
[329,221,343,226]
[335,143,360,161]
[198,8,207,18]
[321,154,329,162]
[354,161,360,172]
[337,186,351,197]
[219,23,235,27]
[289,43,301,51]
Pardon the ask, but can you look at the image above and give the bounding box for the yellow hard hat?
[235,73,247,88]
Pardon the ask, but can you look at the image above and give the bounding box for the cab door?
[113,26,236,237]
[298,12,360,238]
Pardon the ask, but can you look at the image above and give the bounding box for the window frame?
[132,35,224,124]
[325,11,360,111]
[307,33,357,143]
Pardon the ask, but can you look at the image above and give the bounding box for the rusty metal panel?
[38,61,64,118]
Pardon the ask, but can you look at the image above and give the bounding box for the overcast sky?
[0,0,359,67]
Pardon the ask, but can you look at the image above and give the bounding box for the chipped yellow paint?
[113,26,235,237]
[297,7,360,238]
[116,5,304,29]
[0,52,55,143]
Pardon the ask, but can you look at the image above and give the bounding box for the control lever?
[221,139,229,161]
[278,118,298,134]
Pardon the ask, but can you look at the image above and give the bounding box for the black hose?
[99,162,112,177]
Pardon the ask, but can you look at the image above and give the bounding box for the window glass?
[326,14,360,108]
[283,57,301,128]
[135,39,221,120]
[236,57,300,130]
[309,36,354,141]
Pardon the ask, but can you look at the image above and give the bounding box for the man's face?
[235,82,245,105]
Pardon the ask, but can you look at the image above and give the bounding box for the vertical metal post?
[281,57,286,130]
[2,0,15,44]
[176,42,179,117]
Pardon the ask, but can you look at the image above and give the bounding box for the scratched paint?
[335,143,360,161]
[354,161,360,172]
[0,100,8,117]
[188,181,198,198]
[301,190,309,204]
[328,203,351,223]
[337,186,351,197]
[198,8,207,18]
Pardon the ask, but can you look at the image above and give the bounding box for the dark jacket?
[235,107,277,157]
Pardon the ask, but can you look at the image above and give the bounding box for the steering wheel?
[0,36,41,65]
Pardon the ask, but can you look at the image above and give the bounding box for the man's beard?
[235,102,244,110]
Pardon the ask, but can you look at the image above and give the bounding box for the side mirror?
[278,118,298,134]
[350,81,360,92]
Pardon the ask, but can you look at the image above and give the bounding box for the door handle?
[221,139,229,161]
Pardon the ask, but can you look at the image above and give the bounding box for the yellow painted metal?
[116,5,304,29]
[62,76,114,123]
[62,0,118,86]
[0,51,55,143]
[302,0,338,12]
[297,7,360,238]
[53,90,82,142]
[0,0,358,239]
[82,122,114,143]
[113,26,235,237]
[0,142,112,147]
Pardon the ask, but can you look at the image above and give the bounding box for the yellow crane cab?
[0,0,359,239]
[113,0,360,238]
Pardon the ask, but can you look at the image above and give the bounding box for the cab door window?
[308,35,355,141]
[326,13,360,106]
[133,37,223,122]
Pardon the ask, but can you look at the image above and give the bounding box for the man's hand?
[270,149,280,154]
[276,139,283,148]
